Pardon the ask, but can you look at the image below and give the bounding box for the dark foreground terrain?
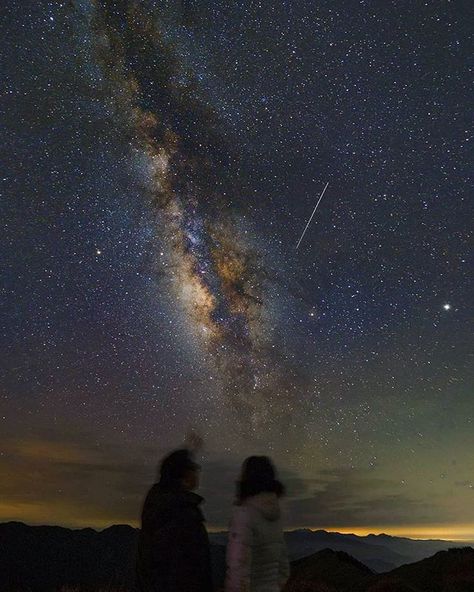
[1,522,473,592]
[285,547,474,591]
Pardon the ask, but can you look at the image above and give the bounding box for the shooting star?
[296,181,329,250]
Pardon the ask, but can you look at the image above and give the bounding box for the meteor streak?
[296,181,329,249]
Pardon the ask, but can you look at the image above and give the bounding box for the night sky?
[1,0,473,540]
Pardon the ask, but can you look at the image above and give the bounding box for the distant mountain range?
[211,528,458,572]
[1,521,473,592]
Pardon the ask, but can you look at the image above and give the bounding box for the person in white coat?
[225,456,290,592]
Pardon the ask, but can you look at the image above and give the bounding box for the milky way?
[84,1,297,428]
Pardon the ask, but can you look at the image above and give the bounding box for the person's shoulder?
[142,482,160,506]
[146,482,160,496]
[231,502,257,525]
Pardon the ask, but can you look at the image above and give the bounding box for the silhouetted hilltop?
[284,548,373,591]
[370,547,474,592]
[284,546,474,592]
[0,521,138,592]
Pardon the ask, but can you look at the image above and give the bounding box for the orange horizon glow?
[3,510,473,543]
[299,524,474,542]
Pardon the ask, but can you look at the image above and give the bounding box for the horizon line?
[2,519,474,543]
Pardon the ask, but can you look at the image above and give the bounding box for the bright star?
[443,303,451,311]
[96,249,102,255]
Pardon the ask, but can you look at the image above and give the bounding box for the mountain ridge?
[285,546,474,592]
[1,521,472,592]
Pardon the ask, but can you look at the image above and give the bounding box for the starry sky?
[1,0,473,540]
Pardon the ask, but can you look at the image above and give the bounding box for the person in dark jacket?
[136,448,213,592]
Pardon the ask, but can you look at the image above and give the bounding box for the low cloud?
[0,429,159,527]
[0,433,464,531]
[282,467,453,528]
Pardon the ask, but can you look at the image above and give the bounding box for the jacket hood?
[246,492,281,521]
[152,484,204,507]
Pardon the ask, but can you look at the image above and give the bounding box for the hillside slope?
[284,546,474,592]
[1,522,473,592]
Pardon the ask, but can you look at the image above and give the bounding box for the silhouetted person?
[225,456,289,592]
[136,448,213,592]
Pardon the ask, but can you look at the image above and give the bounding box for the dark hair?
[236,456,285,503]
[158,449,200,489]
